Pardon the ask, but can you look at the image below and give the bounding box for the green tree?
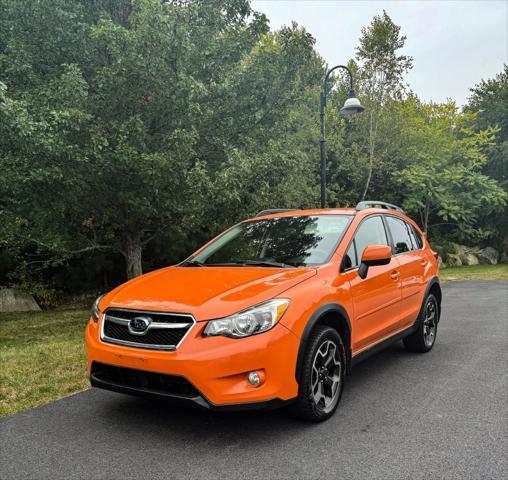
[0,0,269,280]
[467,65,508,188]
[198,23,324,232]
[325,12,413,207]
[355,11,413,200]
[466,65,508,251]
[394,99,506,239]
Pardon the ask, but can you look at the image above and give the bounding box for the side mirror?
[358,245,392,279]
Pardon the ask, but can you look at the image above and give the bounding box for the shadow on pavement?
[98,341,410,438]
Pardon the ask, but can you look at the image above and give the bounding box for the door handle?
[390,270,400,280]
[420,260,426,266]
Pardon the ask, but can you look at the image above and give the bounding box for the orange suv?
[85,201,441,421]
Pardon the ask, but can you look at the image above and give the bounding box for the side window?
[410,224,423,249]
[386,216,412,254]
[352,216,389,266]
[407,223,418,250]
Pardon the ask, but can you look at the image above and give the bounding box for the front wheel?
[290,326,346,422]
[403,293,439,353]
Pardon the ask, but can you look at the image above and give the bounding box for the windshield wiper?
[242,260,294,268]
[205,262,246,267]
[182,259,295,268]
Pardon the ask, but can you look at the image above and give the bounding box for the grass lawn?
[0,309,89,417]
[440,264,508,281]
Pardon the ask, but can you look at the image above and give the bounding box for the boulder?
[447,254,462,267]
[477,247,498,265]
[438,255,446,269]
[462,253,479,266]
[453,244,479,266]
[0,288,41,312]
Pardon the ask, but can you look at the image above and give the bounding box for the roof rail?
[355,201,404,213]
[255,208,297,217]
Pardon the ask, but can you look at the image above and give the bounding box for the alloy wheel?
[423,298,437,348]
[311,340,342,413]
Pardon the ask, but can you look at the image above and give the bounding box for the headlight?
[91,294,105,322]
[204,299,290,338]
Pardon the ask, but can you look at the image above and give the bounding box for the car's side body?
[282,208,440,382]
[85,205,441,416]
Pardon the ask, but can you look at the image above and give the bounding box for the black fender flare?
[294,303,352,383]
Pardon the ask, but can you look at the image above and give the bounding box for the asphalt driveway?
[1,281,507,479]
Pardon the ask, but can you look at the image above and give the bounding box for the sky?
[251,0,507,107]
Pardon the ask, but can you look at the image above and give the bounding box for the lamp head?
[340,89,364,118]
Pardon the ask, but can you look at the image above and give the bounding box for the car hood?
[102,266,316,321]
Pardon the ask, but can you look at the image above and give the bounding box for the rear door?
[342,215,403,353]
[384,215,426,328]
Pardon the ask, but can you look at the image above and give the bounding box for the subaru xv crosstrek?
[86,201,441,421]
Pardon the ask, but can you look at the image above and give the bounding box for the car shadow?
[97,341,414,442]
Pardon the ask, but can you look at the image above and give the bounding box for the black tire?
[403,293,439,353]
[290,325,346,422]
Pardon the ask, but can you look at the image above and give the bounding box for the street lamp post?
[320,65,364,208]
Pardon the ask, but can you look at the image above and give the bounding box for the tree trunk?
[423,198,431,236]
[361,109,376,201]
[123,234,143,280]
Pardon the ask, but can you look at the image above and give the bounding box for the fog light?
[247,371,260,387]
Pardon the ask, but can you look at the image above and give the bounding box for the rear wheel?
[291,326,345,422]
[403,293,439,353]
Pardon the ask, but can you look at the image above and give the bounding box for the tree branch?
[428,222,459,229]
[30,239,118,256]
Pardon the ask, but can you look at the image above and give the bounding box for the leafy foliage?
[465,65,508,250]
[0,1,506,297]
[393,100,506,238]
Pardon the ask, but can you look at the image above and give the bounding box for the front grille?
[104,321,189,345]
[101,308,194,350]
[105,309,188,324]
[91,362,200,397]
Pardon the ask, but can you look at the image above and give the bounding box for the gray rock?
[438,255,446,269]
[447,253,462,267]
[453,244,481,266]
[462,253,479,266]
[0,288,41,312]
[477,247,499,265]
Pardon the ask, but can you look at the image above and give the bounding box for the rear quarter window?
[385,216,413,254]
[410,224,424,249]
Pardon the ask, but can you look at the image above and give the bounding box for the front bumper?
[90,362,292,411]
[85,315,300,408]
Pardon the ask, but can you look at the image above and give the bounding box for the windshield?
[190,215,352,267]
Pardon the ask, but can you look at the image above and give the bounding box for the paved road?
[1,281,507,480]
